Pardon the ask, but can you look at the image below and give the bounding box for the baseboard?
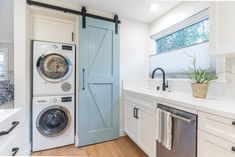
[119,128,126,137]
[75,134,79,147]
[19,143,31,156]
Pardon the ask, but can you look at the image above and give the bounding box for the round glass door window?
[37,53,72,82]
[36,106,71,137]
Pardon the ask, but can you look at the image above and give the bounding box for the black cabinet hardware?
[27,1,121,34]
[82,69,85,90]
[135,108,139,119]
[82,7,86,28]
[232,121,235,125]
[0,121,19,136]
[232,146,235,152]
[72,32,74,42]
[11,147,19,156]
[133,107,136,118]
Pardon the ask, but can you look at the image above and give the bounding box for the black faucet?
[151,68,168,91]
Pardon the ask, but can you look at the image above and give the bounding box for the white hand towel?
[156,108,172,150]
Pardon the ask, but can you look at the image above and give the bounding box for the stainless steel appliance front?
[157,104,197,157]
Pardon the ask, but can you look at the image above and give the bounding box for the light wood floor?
[31,136,148,157]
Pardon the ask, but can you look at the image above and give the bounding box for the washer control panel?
[61,97,72,102]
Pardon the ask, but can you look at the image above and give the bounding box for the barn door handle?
[82,69,85,90]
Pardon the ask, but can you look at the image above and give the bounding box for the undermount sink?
[140,87,171,92]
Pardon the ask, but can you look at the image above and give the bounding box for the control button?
[52,98,57,103]
[53,44,58,49]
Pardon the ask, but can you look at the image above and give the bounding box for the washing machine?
[33,41,75,96]
[32,95,74,151]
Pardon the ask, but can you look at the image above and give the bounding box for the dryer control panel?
[61,97,72,102]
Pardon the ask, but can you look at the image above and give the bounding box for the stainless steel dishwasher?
[157,104,197,157]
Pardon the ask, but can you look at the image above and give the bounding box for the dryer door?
[37,53,72,82]
[36,105,71,137]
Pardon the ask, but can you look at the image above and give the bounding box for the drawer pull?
[232,146,235,152]
[0,121,19,136]
[11,147,19,156]
[232,121,235,125]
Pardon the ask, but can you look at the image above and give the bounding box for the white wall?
[0,0,14,76]
[0,0,14,43]
[150,43,214,74]
[120,18,150,80]
[149,1,209,37]
[119,18,150,135]
[14,0,31,155]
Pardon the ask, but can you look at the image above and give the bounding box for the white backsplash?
[123,78,235,100]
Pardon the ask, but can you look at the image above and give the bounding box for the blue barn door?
[77,17,120,146]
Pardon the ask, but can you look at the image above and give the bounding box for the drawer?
[0,110,21,156]
[124,93,156,111]
[198,130,235,157]
[0,129,20,156]
[198,111,235,143]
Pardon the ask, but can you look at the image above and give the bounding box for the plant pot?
[191,83,209,98]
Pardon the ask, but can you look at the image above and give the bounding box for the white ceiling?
[71,0,181,23]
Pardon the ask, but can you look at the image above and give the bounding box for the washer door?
[37,53,72,82]
[36,105,71,137]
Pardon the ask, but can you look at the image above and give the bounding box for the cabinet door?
[138,107,156,157]
[210,2,235,55]
[198,130,235,157]
[33,16,75,44]
[124,101,138,141]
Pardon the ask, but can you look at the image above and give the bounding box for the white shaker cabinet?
[198,130,235,157]
[124,101,139,142]
[138,106,156,157]
[123,93,156,157]
[210,1,235,56]
[198,111,235,157]
[0,109,21,156]
[32,15,76,44]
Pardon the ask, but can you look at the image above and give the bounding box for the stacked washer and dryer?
[32,41,75,151]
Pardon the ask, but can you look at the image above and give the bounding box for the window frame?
[0,48,9,80]
[156,18,209,54]
[151,8,209,56]
[149,8,216,79]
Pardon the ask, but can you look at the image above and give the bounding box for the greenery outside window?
[156,18,209,54]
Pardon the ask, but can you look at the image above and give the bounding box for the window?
[0,48,9,80]
[156,18,209,54]
[150,9,215,79]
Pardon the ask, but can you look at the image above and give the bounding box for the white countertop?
[123,87,235,119]
[0,108,21,126]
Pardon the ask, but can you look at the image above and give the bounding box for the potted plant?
[186,55,217,98]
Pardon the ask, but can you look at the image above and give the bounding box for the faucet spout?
[151,68,168,91]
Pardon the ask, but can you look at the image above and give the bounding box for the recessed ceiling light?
[150,3,159,12]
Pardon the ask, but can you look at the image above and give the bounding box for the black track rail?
[27,0,120,34]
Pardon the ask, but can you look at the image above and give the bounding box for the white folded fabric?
[156,108,172,150]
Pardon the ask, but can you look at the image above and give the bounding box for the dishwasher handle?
[170,114,195,123]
